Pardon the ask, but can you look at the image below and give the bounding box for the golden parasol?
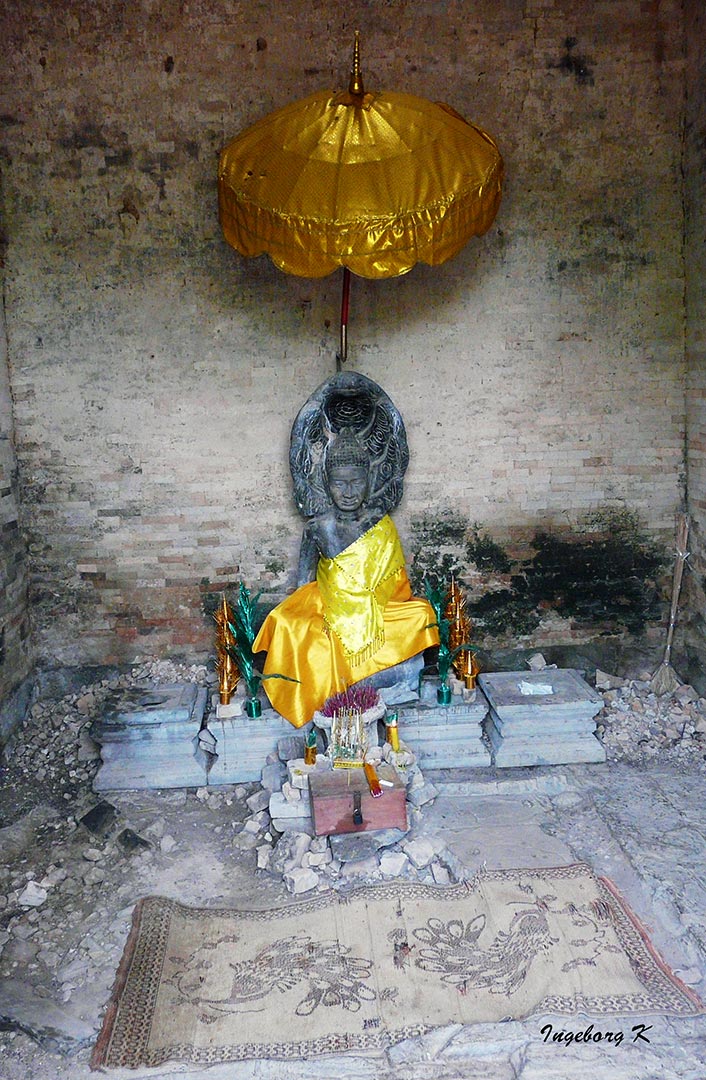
[218,34,503,362]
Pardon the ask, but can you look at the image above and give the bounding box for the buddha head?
[290,371,409,520]
[324,429,370,513]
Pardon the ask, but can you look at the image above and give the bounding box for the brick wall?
[684,0,706,669]
[0,0,690,669]
[0,291,32,700]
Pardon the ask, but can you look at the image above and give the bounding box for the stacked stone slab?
[91,684,209,791]
[267,755,330,834]
[396,691,491,769]
[92,684,303,790]
[478,669,606,768]
[202,707,305,785]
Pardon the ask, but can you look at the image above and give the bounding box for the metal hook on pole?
[336,266,351,371]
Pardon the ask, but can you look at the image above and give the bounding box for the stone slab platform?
[486,714,606,767]
[397,691,491,769]
[91,684,209,791]
[93,739,206,791]
[479,669,606,768]
[201,709,307,785]
[91,680,310,789]
[96,684,208,734]
[488,705,600,737]
[478,669,603,720]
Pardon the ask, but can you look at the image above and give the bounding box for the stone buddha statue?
[253,371,438,728]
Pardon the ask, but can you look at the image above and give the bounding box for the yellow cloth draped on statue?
[253,515,439,728]
[317,515,406,666]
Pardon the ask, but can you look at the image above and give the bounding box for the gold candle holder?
[214,594,240,704]
[445,577,474,680]
[459,649,480,689]
[385,711,400,751]
[444,577,463,630]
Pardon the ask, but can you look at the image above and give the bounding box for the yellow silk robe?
[253,515,439,728]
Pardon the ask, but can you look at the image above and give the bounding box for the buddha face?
[326,465,368,513]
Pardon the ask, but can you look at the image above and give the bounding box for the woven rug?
[92,863,702,1068]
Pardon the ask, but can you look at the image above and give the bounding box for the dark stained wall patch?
[554,37,595,87]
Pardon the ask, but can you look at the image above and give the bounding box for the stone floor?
[1,664,706,1078]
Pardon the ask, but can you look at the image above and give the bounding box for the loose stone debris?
[1,659,211,820]
[210,727,453,895]
[595,670,706,769]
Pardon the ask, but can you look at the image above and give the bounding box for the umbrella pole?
[337,267,351,371]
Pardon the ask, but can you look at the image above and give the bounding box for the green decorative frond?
[424,576,475,684]
[226,581,298,698]
[424,577,451,646]
[423,578,445,621]
[235,583,261,642]
[226,619,254,672]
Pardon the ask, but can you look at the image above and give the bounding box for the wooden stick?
[662,512,689,665]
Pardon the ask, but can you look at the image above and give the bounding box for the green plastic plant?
[226,582,298,702]
[424,578,476,686]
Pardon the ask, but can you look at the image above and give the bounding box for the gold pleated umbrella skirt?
[218,89,503,279]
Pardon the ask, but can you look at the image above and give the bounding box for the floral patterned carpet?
[92,864,702,1068]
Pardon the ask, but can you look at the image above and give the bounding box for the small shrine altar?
[91,372,606,823]
[90,665,606,793]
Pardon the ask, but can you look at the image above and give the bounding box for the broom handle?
[662,513,689,664]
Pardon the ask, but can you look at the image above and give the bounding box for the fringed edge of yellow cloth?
[322,619,385,667]
[323,561,406,665]
[217,164,503,280]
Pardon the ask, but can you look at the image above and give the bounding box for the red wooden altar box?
[309,764,407,836]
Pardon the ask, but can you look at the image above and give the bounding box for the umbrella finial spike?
[348,30,365,96]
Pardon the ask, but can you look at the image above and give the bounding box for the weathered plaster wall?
[0,277,32,703]
[684,0,706,670]
[0,0,687,667]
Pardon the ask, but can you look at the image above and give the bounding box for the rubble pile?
[1,660,211,814]
[595,670,706,769]
[227,738,467,896]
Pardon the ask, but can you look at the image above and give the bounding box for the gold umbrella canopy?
[218,41,503,280]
